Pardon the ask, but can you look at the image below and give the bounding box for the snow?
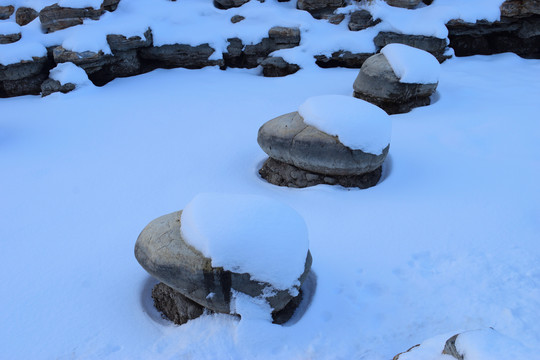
[49,62,93,87]
[298,95,392,154]
[381,43,440,84]
[180,193,309,292]
[1,52,539,359]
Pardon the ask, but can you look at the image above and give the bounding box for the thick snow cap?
[298,95,392,155]
[180,193,309,291]
[381,43,440,84]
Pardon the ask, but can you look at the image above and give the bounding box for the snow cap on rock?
[50,62,92,87]
[381,43,440,84]
[298,95,391,155]
[180,193,309,291]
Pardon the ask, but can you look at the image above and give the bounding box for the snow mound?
[298,95,391,155]
[455,329,536,360]
[49,62,92,87]
[381,43,440,84]
[180,193,309,291]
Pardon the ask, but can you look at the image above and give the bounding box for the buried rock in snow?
[353,43,440,114]
[135,193,312,324]
[258,95,391,189]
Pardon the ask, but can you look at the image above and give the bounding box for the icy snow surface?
[49,62,92,86]
[381,43,440,84]
[298,95,391,154]
[1,54,540,359]
[180,193,309,291]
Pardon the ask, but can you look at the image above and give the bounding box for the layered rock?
[314,50,373,68]
[40,78,75,96]
[0,56,50,97]
[374,32,449,63]
[297,0,346,19]
[135,210,313,315]
[353,51,438,114]
[39,4,103,33]
[447,0,540,58]
[257,109,389,189]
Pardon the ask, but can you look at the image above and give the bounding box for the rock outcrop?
[135,210,313,315]
[315,50,373,68]
[353,52,438,114]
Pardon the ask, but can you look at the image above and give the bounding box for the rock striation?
[135,210,312,323]
[353,52,438,114]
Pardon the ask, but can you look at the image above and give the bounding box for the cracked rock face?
[135,211,313,314]
[258,112,389,176]
[353,53,438,114]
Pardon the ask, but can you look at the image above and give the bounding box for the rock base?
[353,91,431,115]
[152,282,303,325]
[259,157,382,189]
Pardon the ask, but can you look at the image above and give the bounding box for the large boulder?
[353,45,439,114]
[0,56,50,97]
[315,50,373,68]
[135,210,312,315]
[39,4,103,33]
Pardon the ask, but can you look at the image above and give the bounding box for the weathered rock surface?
[224,26,300,68]
[40,78,76,96]
[314,50,373,68]
[0,32,20,44]
[297,0,346,19]
[135,211,313,314]
[260,157,383,189]
[53,46,113,73]
[230,15,245,23]
[384,0,421,9]
[258,112,389,176]
[152,282,206,325]
[101,0,121,12]
[214,0,250,9]
[39,4,103,33]
[15,7,39,26]
[348,10,380,31]
[0,56,50,97]
[106,29,152,53]
[259,56,300,77]
[353,53,438,114]
[139,43,221,69]
[0,5,14,20]
[374,32,449,63]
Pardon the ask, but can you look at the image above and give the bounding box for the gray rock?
[374,32,449,63]
[40,78,76,97]
[139,43,221,69]
[257,112,389,176]
[214,0,250,9]
[297,0,346,19]
[259,57,300,77]
[15,7,38,26]
[384,0,421,9]
[348,10,380,31]
[101,0,121,12]
[39,4,103,33]
[0,32,21,44]
[260,157,383,189]
[0,5,14,20]
[135,211,313,314]
[152,282,206,325]
[442,334,464,360]
[53,46,113,74]
[328,13,345,25]
[230,15,245,23]
[106,28,152,53]
[314,50,373,68]
[353,53,437,114]
[268,26,301,47]
[0,57,49,97]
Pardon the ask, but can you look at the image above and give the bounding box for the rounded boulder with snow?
[258,95,391,189]
[134,193,312,323]
[353,43,440,114]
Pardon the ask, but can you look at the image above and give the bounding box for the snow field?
[0,53,539,359]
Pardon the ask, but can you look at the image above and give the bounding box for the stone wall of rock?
[1,0,538,98]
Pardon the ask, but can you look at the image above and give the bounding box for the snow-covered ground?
[1,53,539,359]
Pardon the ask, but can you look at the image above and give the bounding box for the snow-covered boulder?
[258,95,391,189]
[353,44,440,114]
[0,22,20,44]
[135,194,312,323]
[41,62,92,96]
[348,10,380,32]
[0,56,49,97]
